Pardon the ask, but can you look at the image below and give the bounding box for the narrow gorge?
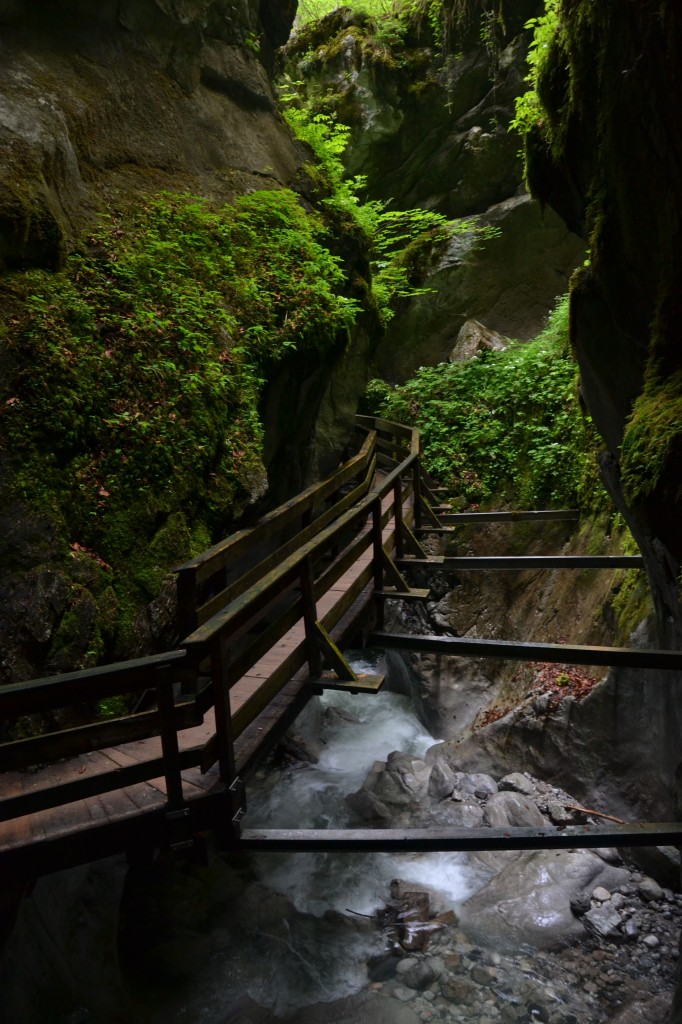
[0,3,680,1024]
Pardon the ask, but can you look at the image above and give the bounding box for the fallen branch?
[564,803,627,825]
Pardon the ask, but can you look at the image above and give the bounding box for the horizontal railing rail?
[0,650,193,821]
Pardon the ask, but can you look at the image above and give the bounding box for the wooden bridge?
[1,415,681,882]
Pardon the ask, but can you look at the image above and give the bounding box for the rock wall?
[284,2,585,381]
[525,2,682,649]
[0,0,379,679]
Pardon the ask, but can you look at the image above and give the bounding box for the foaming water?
[245,653,480,921]
[169,655,485,1021]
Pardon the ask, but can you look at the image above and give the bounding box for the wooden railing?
[1,413,679,874]
[0,417,435,865]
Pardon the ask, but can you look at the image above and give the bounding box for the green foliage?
[509,0,561,137]
[365,296,607,510]
[620,369,682,504]
[1,187,359,647]
[282,97,496,322]
[296,0,395,27]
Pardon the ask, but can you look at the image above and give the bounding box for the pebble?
[592,886,611,902]
[643,934,660,948]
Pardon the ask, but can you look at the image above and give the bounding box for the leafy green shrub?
[282,98,497,322]
[1,187,360,644]
[364,296,607,510]
[509,0,561,138]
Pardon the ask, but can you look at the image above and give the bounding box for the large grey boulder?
[458,849,630,951]
[449,319,508,362]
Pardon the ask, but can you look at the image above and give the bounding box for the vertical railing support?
[210,634,237,787]
[413,462,422,530]
[393,477,404,560]
[372,497,385,629]
[300,557,322,678]
[157,666,184,810]
[176,566,199,642]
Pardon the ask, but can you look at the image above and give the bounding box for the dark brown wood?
[369,630,682,670]
[440,509,580,524]
[156,669,184,809]
[300,557,322,678]
[375,589,430,601]
[355,414,413,440]
[412,463,422,530]
[194,458,376,627]
[401,555,645,569]
[0,650,187,717]
[393,478,404,559]
[0,700,202,772]
[372,498,385,629]
[210,635,236,784]
[178,432,376,586]
[0,747,201,822]
[312,622,357,681]
[238,821,682,852]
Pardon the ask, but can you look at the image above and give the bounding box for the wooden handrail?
[177,430,376,584]
[0,650,187,715]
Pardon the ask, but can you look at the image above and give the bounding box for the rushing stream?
[171,653,486,1021]
[164,654,680,1024]
[245,652,482,920]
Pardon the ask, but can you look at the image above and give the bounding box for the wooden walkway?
[0,420,426,874]
[1,414,681,879]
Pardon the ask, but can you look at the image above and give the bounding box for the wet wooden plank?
[369,631,682,670]
[239,822,682,852]
[439,509,580,524]
[403,555,645,568]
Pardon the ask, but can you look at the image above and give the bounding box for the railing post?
[372,497,385,629]
[393,477,404,559]
[210,634,237,786]
[176,567,199,642]
[300,556,322,678]
[156,666,184,810]
[412,462,422,530]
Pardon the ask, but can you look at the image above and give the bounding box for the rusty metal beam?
[368,631,682,670]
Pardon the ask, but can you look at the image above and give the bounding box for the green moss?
[47,584,103,673]
[1,186,363,663]
[610,568,654,642]
[133,512,191,599]
[620,371,682,505]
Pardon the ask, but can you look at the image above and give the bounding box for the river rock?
[638,877,664,902]
[458,849,630,951]
[428,761,456,800]
[453,772,499,799]
[483,790,546,828]
[583,903,623,941]
[290,991,421,1024]
[498,772,536,796]
[618,846,681,892]
[398,958,439,990]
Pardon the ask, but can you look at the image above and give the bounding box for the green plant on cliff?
[509,0,561,138]
[0,187,359,649]
[364,295,607,509]
[282,95,496,321]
